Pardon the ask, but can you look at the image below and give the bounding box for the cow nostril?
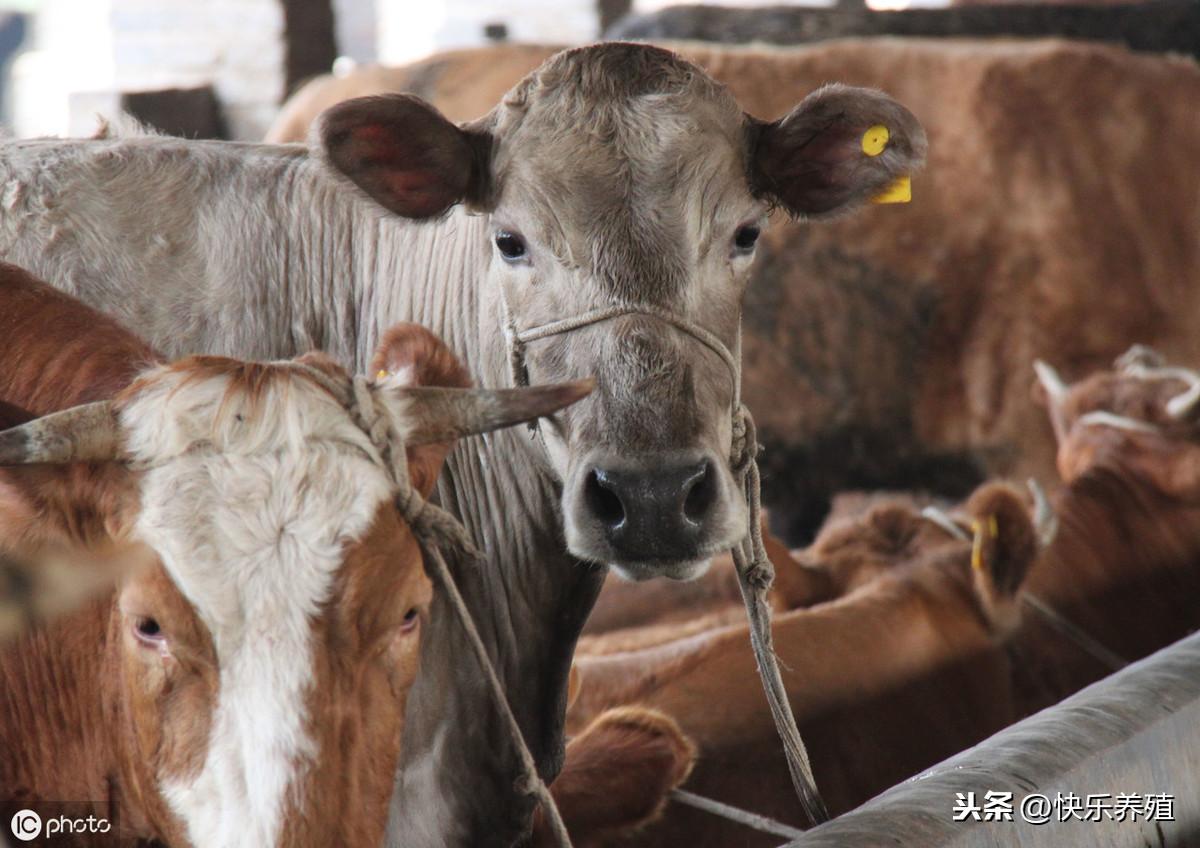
[585,469,626,529]
[682,461,716,524]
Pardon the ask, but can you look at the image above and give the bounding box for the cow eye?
[133,616,165,646]
[733,224,761,254]
[400,607,420,634]
[495,231,528,262]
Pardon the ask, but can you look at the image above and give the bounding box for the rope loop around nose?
[496,287,831,829]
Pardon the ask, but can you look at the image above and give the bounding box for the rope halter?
[495,288,830,827]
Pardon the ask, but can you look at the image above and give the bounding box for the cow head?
[0,327,588,848]
[1034,346,1200,500]
[317,42,926,580]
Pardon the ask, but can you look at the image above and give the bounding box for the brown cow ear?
[965,484,1039,632]
[318,94,493,219]
[0,464,139,558]
[372,323,472,498]
[748,84,927,219]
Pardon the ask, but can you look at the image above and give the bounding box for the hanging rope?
[495,292,830,827]
[670,788,807,840]
[292,363,575,847]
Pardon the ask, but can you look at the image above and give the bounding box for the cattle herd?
[1,13,1198,848]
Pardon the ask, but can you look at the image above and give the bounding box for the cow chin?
[609,555,715,583]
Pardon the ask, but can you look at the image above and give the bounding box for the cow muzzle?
[564,448,748,580]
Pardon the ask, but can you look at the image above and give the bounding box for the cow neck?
[349,205,605,845]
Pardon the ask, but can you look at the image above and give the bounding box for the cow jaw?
[120,369,399,848]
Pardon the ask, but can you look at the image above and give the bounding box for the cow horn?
[1033,360,1068,405]
[920,506,970,542]
[1026,478,1058,547]
[387,379,594,446]
[1166,379,1200,420]
[1077,410,1159,434]
[0,402,123,465]
[1115,344,1165,374]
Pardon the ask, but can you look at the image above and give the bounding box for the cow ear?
[0,464,141,630]
[749,84,927,219]
[370,323,473,497]
[0,464,139,557]
[318,94,493,219]
[964,484,1039,633]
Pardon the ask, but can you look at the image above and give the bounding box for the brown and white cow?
[1,44,924,846]
[0,285,588,847]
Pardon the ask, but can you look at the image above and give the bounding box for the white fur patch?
[123,367,397,848]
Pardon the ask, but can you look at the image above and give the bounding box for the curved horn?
[1166,379,1200,420]
[387,379,594,446]
[1026,478,1058,548]
[0,402,123,465]
[920,506,970,542]
[1033,360,1068,405]
[1115,344,1165,374]
[1077,410,1158,434]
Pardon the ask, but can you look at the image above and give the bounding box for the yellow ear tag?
[861,124,889,157]
[376,369,390,380]
[969,515,999,572]
[872,175,912,205]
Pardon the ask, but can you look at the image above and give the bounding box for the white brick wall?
[15,0,286,140]
[14,0,605,141]
[378,0,597,64]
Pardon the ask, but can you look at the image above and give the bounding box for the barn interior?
[1,1,1198,847]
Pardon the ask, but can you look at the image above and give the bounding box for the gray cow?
[0,43,923,847]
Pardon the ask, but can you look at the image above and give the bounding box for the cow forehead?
[492,65,753,302]
[118,363,402,847]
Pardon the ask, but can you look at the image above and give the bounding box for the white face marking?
[121,369,397,848]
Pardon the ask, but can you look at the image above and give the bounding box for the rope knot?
[730,403,752,472]
[743,556,774,591]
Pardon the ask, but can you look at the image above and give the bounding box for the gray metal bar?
[783,631,1200,847]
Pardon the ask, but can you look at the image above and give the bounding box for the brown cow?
[568,482,1042,843]
[0,262,160,416]
[531,707,696,848]
[0,271,588,847]
[268,39,1200,543]
[1024,348,1200,685]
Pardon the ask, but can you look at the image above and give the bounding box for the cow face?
[0,328,588,848]
[319,43,925,580]
[1034,348,1200,500]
